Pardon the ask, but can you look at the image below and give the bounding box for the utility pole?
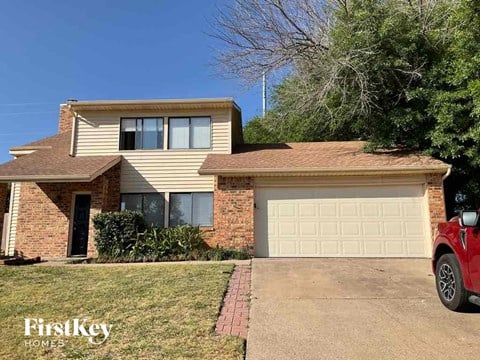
[262,72,267,117]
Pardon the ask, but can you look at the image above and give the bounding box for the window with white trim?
[169,192,213,226]
[120,118,163,150]
[121,193,165,227]
[168,117,211,149]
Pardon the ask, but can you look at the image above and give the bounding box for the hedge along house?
[0,98,451,259]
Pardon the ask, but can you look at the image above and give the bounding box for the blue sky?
[0,0,266,163]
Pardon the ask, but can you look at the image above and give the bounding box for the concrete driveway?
[246,258,480,360]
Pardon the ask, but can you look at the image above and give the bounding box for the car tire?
[435,254,470,311]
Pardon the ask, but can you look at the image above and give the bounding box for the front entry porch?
[3,163,121,259]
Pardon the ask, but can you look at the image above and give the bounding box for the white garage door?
[254,185,430,258]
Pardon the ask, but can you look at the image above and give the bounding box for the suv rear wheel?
[435,254,469,311]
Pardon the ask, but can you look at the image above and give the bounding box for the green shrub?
[92,212,251,262]
[93,211,147,258]
[131,225,204,260]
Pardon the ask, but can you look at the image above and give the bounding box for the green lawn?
[0,264,244,359]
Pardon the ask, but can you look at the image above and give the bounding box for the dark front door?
[71,194,91,256]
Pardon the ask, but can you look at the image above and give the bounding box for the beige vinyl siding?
[6,182,20,256]
[74,116,119,155]
[120,152,214,192]
[74,109,231,193]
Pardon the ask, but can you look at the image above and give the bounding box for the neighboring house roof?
[199,142,450,176]
[0,132,121,182]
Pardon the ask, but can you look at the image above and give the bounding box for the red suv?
[432,210,480,311]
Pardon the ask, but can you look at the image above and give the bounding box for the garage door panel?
[299,204,317,217]
[279,222,297,236]
[267,221,276,236]
[406,241,427,256]
[363,222,382,235]
[383,222,403,236]
[321,241,341,256]
[342,241,362,255]
[278,240,297,256]
[320,222,338,235]
[384,240,405,255]
[340,203,358,216]
[341,222,361,235]
[299,240,317,255]
[361,203,380,216]
[320,204,337,217]
[364,240,384,256]
[405,222,424,236]
[299,222,317,236]
[382,203,402,217]
[255,184,430,258]
[278,204,295,217]
[403,203,423,217]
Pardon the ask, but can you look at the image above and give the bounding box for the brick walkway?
[215,264,251,339]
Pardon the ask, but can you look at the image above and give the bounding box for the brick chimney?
[58,104,75,134]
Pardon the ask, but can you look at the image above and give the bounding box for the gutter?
[0,174,93,183]
[442,166,452,181]
[198,165,452,177]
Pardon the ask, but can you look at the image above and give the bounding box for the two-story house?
[0,98,451,259]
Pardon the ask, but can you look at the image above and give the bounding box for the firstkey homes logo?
[24,318,113,348]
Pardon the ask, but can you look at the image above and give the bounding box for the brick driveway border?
[215,264,251,339]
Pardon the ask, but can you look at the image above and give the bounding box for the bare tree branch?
[210,0,340,84]
[211,0,455,126]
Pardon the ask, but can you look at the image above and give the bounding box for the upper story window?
[169,117,211,149]
[120,118,164,150]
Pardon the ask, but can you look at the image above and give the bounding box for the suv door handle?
[460,228,467,249]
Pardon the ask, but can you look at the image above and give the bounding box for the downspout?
[442,166,452,181]
[442,166,452,222]
[69,106,78,157]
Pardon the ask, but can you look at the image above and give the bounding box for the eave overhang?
[198,165,452,177]
[0,156,121,183]
[67,98,241,112]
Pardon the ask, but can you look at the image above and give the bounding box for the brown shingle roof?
[10,133,68,150]
[199,142,450,176]
[0,132,121,182]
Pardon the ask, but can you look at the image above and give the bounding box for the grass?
[0,264,244,359]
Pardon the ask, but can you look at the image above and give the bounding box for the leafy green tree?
[243,115,279,143]
[231,0,480,214]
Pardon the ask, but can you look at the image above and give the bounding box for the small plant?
[198,246,251,261]
[133,225,204,259]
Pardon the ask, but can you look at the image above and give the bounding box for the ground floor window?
[121,193,165,227]
[169,192,213,227]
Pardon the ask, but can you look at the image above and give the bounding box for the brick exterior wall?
[14,163,120,258]
[11,169,447,258]
[0,183,8,243]
[426,173,447,239]
[203,176,255,253]
[58,104,74,134]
